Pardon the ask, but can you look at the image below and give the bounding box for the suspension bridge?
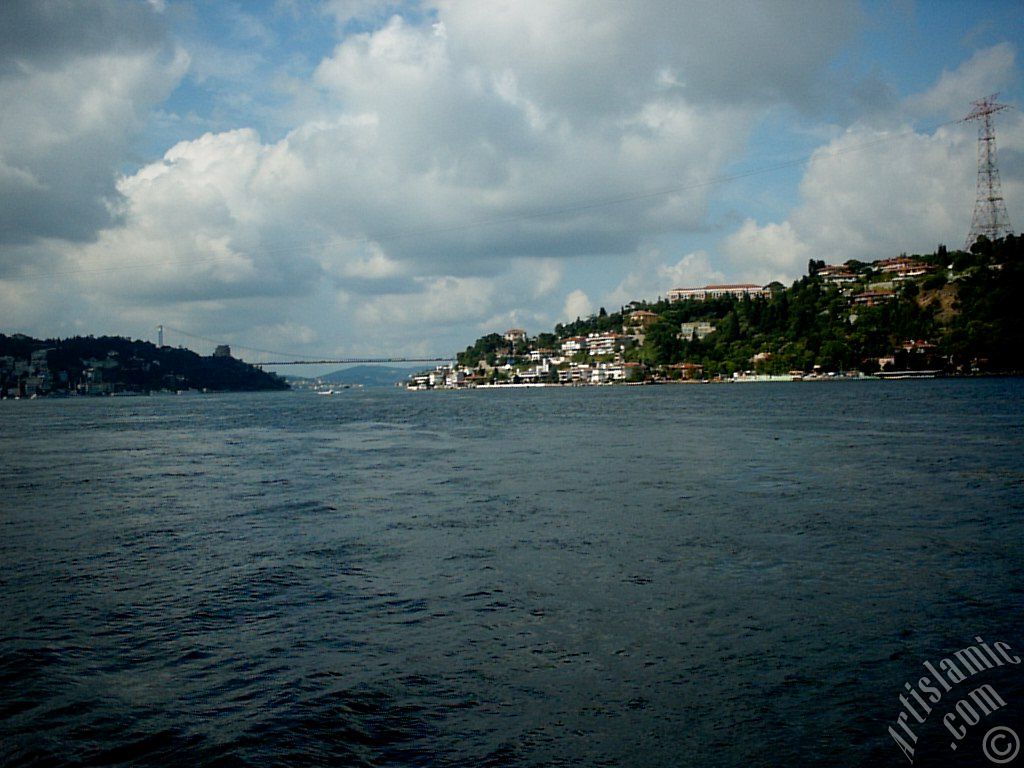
[158,326,453,368]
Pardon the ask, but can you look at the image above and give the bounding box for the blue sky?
[1,0,1022,366]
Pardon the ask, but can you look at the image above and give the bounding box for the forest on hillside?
[457,235,1024,377]
[0,334,288,395]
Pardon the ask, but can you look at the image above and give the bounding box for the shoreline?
[406,372,1024,391]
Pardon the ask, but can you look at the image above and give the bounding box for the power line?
[964,94,1013,247]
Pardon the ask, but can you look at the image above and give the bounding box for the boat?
[874,370,942,379]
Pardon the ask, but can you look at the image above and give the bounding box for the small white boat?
[875,370,941,380]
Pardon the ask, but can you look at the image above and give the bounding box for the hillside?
[452,235,1023,381]
[0,334,289,396]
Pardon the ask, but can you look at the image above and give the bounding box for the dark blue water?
[1,380,1022,767]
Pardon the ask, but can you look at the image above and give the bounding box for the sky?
[2,0,1023,369]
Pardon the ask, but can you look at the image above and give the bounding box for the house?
[625,310,659,343]
[408,372,432,389]
[560,336,587,354]
[680,362,703,380]
[503,328,527,343]
[668,362,704,380]
[586,332,632,356]
[529,348,555,362]
[680,321,716,340]
[569,364,592,383]
[815,264,848,277]
[625,310,659,328]
[817,268,860,285]
[872,257,935,281]
[22,374,47,396]
[901,339,936,353]
[30,348,53,366]
[622,362,644,381]
[445,369,466,387]
[851,290,896,307]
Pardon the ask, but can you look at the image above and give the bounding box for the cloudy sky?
[2,0,1022,366]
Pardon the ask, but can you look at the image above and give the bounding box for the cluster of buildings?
[814,256,938,308]
[1,348,123,398]
[407,357,647,390]
[0,349,59,398]
[815,256,936,284]
[407,307,735,389]
[409,315,666,389]
[668,256,938,310]
[410,252,951,390]
[0,347,166,398]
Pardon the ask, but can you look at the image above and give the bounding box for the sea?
[1,379,1022,767]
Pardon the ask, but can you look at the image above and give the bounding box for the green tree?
[641,320,682,365]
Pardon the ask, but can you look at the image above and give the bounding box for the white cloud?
[290,8,758,270]
[355,275,494,326]
[0,2,186,248]
[527,258,563,298]
[562,289,592,322]
[606,250,725,306]
[335,244,405,280]
[719,44,1024,279]
[721,220,809,283]
[323,1,404,27]
[5,2,1020,361]
[248,321,318,350]
[68,128,304,302]
[435,0,859,117]
[47,2,772,351]
[906,43,1016,120]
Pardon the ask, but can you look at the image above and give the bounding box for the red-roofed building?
[851,290,896,306]
[560,336,587,354]
[668,284,769,302]
[872,257,935,281]
[625,310,659,327]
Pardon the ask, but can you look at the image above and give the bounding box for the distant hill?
[450,234,1024,379]
[0,333,289,396]
[319,365,418,387]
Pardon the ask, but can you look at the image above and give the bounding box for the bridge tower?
[964,94,1013,249]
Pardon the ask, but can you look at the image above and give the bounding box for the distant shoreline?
[404,372,1023,391]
